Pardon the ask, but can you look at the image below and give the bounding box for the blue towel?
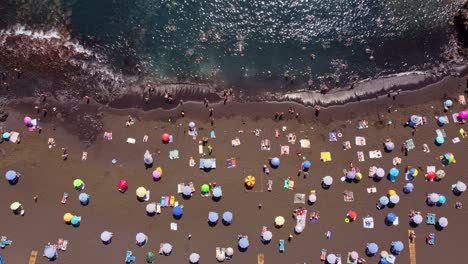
[210,130,216,138]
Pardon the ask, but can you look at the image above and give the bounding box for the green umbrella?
[73,179,83,188]
[146,251,155,263]
[201,184,210,193]
[10,202,21,211]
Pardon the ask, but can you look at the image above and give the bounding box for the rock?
[454,1,468,48]
[0,109,8,122]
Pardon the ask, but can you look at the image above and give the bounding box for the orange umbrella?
[244,175,256,187]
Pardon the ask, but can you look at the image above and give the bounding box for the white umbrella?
[410,115,421,124]
[162,243,173,254]
[295,224,304,233]
[309,194,317,203]
[189,253,200,263]
[136,233,147,244]
[389,194,400,204]
[323,176,333,185]
[456,181,466,192]
[44,247,55,259]
[429,193,440,203]
[438,217,448,227]
[326,254,337,264]
[375,168,385,178]
[182,186,192,196]
[225,247,234,256]
[412,214,423,224]
[100,231,112,242]
[216,253,226,261]
[262,231,273,241]
[146,203,156,213]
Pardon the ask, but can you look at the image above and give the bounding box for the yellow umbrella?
[275,216,285,226]
[388,189,396,196]
[356,172,363,181]
[63,213,73,222]
[156,167,163,174]
[136,187,147,198]
[244,175,256,187]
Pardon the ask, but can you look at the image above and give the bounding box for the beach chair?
[279,240,285,252]
[261,226,267,235]
[267,180,273,191]
[216,247,222,258]
[189,182,195,192]
[125,250,136,263]
[283,180,289,189]
[336,254,342,264]
[258,253,265,264]
[160,196,165,206]
[61,193,68,204]
[164,196,170,207]
[427,233,435,245]
[426,213,436,225]
[170,196,175,206]
[321,249,327,261]
[29,250,38,264]
[288,180,295,190]
[357,151,365,162]
[0,237,12,248]
[156,203,161,214]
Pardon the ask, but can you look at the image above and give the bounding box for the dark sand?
[0,75,467,264]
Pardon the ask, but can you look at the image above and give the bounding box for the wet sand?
[0,76,467,264]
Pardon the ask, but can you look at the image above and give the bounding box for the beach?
[0,73,467,263]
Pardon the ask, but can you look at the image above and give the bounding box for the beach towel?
[9,132,20,143]
[436,129,447,138]
[231,138,241,146]
[161,196,166,206]
[170,222,178,231]
[188,129,197,137]
[393,216,399,226]
[293,193,306,204]
[283,180,289,189]
[156,204,161,214]
[393,157,402,166]
[355,136,366,146]
[169,149,179,160]
[281,145,290,155]
[126,138,136,144]
[357,151,365,162]
[426,166,436,174]
[81,152,87,161]
[199,158,216,169]
[210,130,216,138]
[366,186,377,193]
[363,217,374,229]
[299,139,311,148]
[343,191,354,202]
[358,120,369,129]
[329,132,337,142]
[459,95,466,105]
[369,150,382,159]
[177,183,184,193]
[261,139,270,150]
[460,128,466,138]
[143,135,148,142]
[104,132,112,140]
[320,152,332,162]
[406,139,415,150]
[368,166,377,177]
[267,180,272,191]
[226,158,237,168]
[288,180,295,190]
[452,137,460,143]
[342,141,351,150]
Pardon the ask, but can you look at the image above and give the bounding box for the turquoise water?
[1,0,465,93]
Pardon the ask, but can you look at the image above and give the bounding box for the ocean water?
[0,0,465,98]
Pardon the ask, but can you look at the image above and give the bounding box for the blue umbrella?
[2,132,10,140]
[71,215,80,226]
[5,170,17,181]
[404,183,414,193]
[380,257,388,264]
[238,238,249,249]
[389,168,399,177]
[379,196,389,206]
[387,213,396,222]
[203,159,213,169]
[182,186,192,196]
[189,122,196,129]
[208,212,219,223]
[367,243,379,254]
[409,168,417,177]
[346,171,356,180]
[438,195,446,205]
[173,206,183,217]
[375,168,385,178]
[391,241,404,253]
[435,136,444,145]
[270,157,280,167]
[79,193,90,205]
[438,116,447,125]
[410,115,420,124]
[384,141,395,151]
[212,187,222,198]
[444,100,453,108]
[302,160,311,170]
[222,211,233,223]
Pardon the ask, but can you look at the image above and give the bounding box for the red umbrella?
[426,172,436,181]
[348,210,357,220]
[118,180,128,191]
[161,133,170,142]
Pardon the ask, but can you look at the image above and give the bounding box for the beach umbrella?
[412,214,423,225]
[73,179,84,189]
[455,181,466,193]
[326,254,337,264]
[161,133,170,142]
[262,231,273,241]
[144,150,153,165]
[270,157,280,167]
[162,243,172,254]
[429,193,440,203]
[426,171,436,181]
[189,253,200,263]
[351,251,359,260]
[244,175,256,187]
[146,203,156,214]
[136,232,147,244]
[302,160,311,170]
[404,183,414,193]
[24,116,32,125]
[391,241,404,253]
[323,176,333,186]
[10,202,21,211]
[208,212,219,223]
[226,247,234,256]
[438,195,447,205]
[410,115,421,124]
[436,170,445,180]
[379,196,389,206]
[438,217,448,227]
[118,180,128,191]
[216,253,226,261]
[44,247,56,259]
[443,152,455,163]
[388,189,396,196]
[136,187,147,198]
[212,187,222,198]
[238,238,249,249]
[384,141,395,151]
[438,116,447,125]
[152,168,162,180]
[71,215,80,226]
[348,210,357,220]
[222,211,233,223]
[367,243,379,254]
[173,206,183,217]
[375,168,385,178]
[275,216,285,226]
[188,122,196,129]
[458,110,468,119]
[389,194,400,204]
[79,193,90,205]
[63,213,73,223]
[356,172,363,181]
[409,168,418,177]
[203,159,213,169]
[389,168,399,177]
[309,193,317,203]
[295,224,304,233]
[435,136,444,145]
[201,184,210,193]
[387,213,397,222]
[444,100,453,108]
[146,252,155,263]
[100,231,112,242]
[346,171,356,180]
[2,132,10,139]
[182,186,192,196]
[5,170,17,182]
[380,251,389,258]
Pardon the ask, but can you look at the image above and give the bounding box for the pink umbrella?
[23,116,32,125]
[351,251,359,260]
[458,110,468,120]
[152,170,162,180]
[118,180,128,192]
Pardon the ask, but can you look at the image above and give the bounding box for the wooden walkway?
[29,250,38,264]
[408,230,417,264]
[257,253,264,264]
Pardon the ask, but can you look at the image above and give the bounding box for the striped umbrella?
[244,175,256,187]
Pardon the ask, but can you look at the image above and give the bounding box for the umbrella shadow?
[72,222,81,228]
[435,223,444,231]
[261,239,271,245]
[238,246,248,252]
[307,201,315,206]
[173,215,182,220]
[409,221,418,228]
[387,203,396,209]
[212,196,221,202]
[7,179,18,185]
[102,240,112,245]
[222,220,231,226]
[365,250,375,257]
[208,221,217,227]
[384,219,393,226]
[182,194,192,200]
[144,163,153,170]
[373,177,383,183]
[321,183,331,190]
[146,211,156,217]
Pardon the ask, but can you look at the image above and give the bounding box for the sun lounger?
[210,130,216,138]
[258,253,265,264]
[189,182,195,192]
[288,180,295,190]
[161,196,166,206]
[261,139,270,150]
[320,152,332,162]
[329,132,337,142]
[283,180,289,189]
[61,193,68,204]
[164,196,170,207]
[281,145,290,155]
[29,250,38,264]
[427,233,435,245]
[9,131,20,143]
[363,217,374,229]
[336,254,342,264]
[279,240,285,252]
[169,149,179,160]
[170,196,175,206]
[300,139,311,148]
[321,249,327,261]
[426,213,436,225]
[355,136,366,146]
[81,152,88,161]
[156,203,161,214]
[267,180,273,191]
[357,151,365,162]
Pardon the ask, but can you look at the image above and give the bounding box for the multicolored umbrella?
[244,175,256,187]
[435,170,445,180]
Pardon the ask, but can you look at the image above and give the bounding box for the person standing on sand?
[209,108,214,117]
[85,96,90,104]
[61,148,68,160]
